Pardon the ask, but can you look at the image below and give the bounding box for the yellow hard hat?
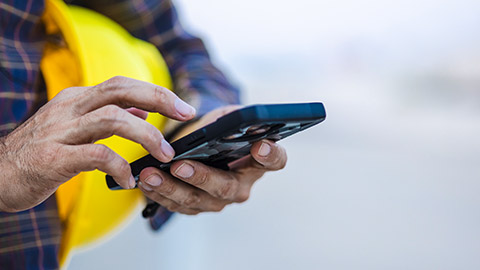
[41,0,172,267]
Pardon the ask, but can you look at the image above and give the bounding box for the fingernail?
[138,181,152,191]
[129,175,136,189]
[175,99,196,118]
[161,139,175,159]
[175,163,194,178]
[258,142,271,157]
[145,174,163,186]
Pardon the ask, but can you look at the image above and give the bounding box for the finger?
[136,186,200,215]
[138,167,227,212]
[126,107,148,120]
[170,160,250,203]
[249,140,287,171]
[63,144,135,189]
[67,105,174,162]
[75,76,196,121]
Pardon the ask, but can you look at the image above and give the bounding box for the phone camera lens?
[245,124,271,135]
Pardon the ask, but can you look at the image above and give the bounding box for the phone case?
[106,102,326,190]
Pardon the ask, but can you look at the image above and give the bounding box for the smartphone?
[106,102,326,191]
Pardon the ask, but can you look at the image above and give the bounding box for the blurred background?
[70,0,480,269]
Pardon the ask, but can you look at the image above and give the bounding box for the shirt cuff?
[148,204,175,231]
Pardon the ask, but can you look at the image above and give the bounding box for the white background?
[70,0,480,269]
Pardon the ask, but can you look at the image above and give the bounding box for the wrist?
[0,134,28,212]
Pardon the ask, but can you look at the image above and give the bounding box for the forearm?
[0,132,53,212]
[0,135,19,212]
[0,136,9,211]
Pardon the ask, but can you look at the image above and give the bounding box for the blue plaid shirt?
[0,0,240,268]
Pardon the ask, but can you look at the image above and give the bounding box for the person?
[0,0,287,268]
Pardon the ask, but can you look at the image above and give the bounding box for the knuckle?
[153,87,168,105]
[55,86,81,103]
[211,203,226,212]
[102,105,124,120]
[183,192,201,208]
[215,180,239,200]
[89,145,111,162]
[275,156,287,170]
[234,190,251,203]
[159,179,177,196]
[143,125,161,146]
[117,159,131,175]
[96,77,131,103]
[105,76,129,87]
[148,193,163,203]
[78,112,93,129]
[100,106,126,131]
[166,203,181,212]
[184,210,200,216]
[270,149,287,170]
[59,86,75,96]
[190,170,208,186]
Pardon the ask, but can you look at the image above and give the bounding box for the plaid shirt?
[0,0,240,269]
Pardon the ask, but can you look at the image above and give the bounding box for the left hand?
[137,105,288,215]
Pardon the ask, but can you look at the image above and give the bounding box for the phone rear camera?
[222,132,245,140]
[221,124,283,142]
[245,125,271,135]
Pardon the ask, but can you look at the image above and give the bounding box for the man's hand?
[137,106,288,215]
[0,76,195,212]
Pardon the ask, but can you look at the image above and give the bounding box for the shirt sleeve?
[68,0,241,230]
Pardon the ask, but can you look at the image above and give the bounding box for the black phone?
[106,102,326,189]
[105,102,326,216]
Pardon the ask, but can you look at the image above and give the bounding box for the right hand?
[0,76,195,212]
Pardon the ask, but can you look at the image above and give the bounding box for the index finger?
[74,76,196,120]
